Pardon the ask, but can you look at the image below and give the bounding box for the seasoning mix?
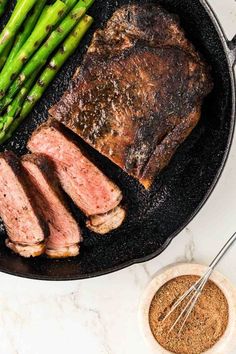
[149,275,229,354]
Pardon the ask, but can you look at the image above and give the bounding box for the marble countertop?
[1,1,236,353]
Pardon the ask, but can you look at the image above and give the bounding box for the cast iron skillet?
[0,0,235,280]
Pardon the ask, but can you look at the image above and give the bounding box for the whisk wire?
[163,277,202,322]
[164,267,212,326]
[177,273,210,334]
[168,287,197,333]
[161,232,236,333]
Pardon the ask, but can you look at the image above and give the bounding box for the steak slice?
[27,121,125,234]
[50,4,213,188]
[87,206,126,235]
[22,154,81,258]
[0,152,48,257]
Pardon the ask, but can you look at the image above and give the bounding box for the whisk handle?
[209,232,236,270]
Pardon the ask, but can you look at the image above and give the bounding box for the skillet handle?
[201,0,236,65]
[227,35,236,66]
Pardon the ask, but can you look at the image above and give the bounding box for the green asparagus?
[0,0,76,66]
[3,1,47,68]
[0,0,94,108]
[0,38,13,71]
[36,0,77,27]
[0,0,8,18]
[0,0,67,98]
[34,5,49,28]
[0,0,37,56]
[64,0,78,9]
[0,70,39,138]
[0,15,93,143]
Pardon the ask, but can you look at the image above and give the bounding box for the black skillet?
[0,0,235,280]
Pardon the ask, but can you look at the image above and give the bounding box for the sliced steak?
[50,3,213,188]
[0,152,48,257]
[87,206,126,235]
[22,154,81,258]
[27,121,125,234]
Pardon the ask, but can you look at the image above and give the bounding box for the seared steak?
[0,152,48,257]
[50,3,213,188]
[27,120,125,234]
[22,154,81,258]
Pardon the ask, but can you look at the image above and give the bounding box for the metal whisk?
[162,231,236,334]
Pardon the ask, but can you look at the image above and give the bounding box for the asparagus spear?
[0,0,8,18]
[33,5,49,27]
[64,0,78,8]
[7,0,78,66]
[0,15,93,143]
[0,70,39,137]
[3,1,47,68]
[0,0,67,98]
[0,38,13,71]
[32,0,76,33]
[1,0,94,107]
[32,0,74,33]
[9,0,88,64]
[0,0,37,56]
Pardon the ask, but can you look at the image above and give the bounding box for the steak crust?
[50,3,213,188]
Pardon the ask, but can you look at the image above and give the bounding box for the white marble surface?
[1,1,236,353]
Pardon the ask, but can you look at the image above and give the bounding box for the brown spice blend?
[149,275,229,354]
